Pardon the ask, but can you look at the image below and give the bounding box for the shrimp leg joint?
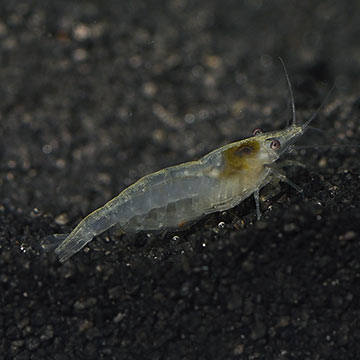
[41,65,330,263]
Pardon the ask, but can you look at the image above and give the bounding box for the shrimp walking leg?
[260,179,281,202]
[277,159,306,168]
[268,167,303,194]
[253,189,261,220]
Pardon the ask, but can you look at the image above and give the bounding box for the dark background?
[1,1,360,359]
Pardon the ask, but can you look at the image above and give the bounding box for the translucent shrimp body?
[41,122,310,262]
[41,64,326,263]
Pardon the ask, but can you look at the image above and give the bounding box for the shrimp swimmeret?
[41,65,331,263]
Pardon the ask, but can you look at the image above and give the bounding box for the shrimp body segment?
[41,121,308,263]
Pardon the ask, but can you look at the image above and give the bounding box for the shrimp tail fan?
[40,234,70,253]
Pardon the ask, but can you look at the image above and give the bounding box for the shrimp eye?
[252,128,263,136]
[270,139,281,150]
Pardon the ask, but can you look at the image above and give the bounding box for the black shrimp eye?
[270,139,281,150]
[252,128,263,136]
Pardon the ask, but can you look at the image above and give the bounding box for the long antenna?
[301,82,336,131]
[278,57,296,127]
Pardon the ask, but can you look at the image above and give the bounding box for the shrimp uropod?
[41,63,330,263]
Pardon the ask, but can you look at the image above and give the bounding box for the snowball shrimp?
[41,63,331,263]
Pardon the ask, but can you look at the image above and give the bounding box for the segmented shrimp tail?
[54,231,93,263]
[52,204,117,262]
[40,234,70,252]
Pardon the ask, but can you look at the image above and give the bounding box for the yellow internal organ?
[220,139,260,178]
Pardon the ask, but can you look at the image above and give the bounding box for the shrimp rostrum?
[41,66,329,263]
